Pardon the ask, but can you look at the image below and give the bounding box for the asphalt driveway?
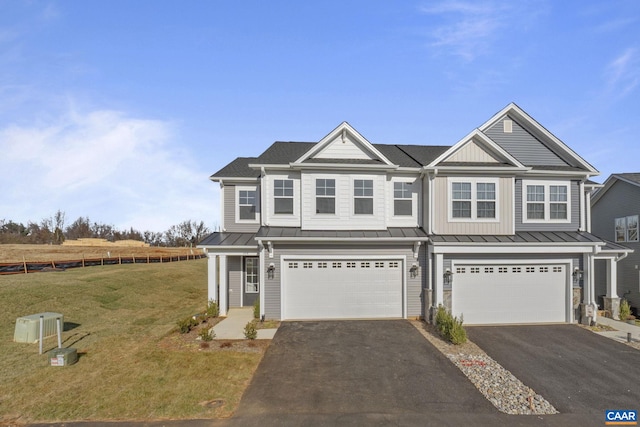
[467,324,640,415]
[234,320,495,423]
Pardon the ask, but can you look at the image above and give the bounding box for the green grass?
[0,260,262,423]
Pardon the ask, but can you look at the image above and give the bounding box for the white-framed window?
[274,179,294,214]
[245,257,259,293]
[393,182,413,216]
[615,215,639,243]
[236,186,259,222]
[522,180,571,223]
[353,179,373,215]
[316,178,335,214]
[448,178,498,221]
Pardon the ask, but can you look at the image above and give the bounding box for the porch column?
[604,258,620,319]
[207,253,218,303]
[219,255,228,316]
[259,243,266,319]
[434,253,444,308]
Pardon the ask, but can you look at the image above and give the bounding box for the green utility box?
[14,312,64,343]
[48,348,78,366]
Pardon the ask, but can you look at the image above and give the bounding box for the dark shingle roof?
[614,173,640,185]
[394,145,450,166]
[256,141,314,164]
[211,157,259,178]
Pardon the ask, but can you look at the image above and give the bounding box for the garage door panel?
[283,259,402,320]
[452,263,567,325]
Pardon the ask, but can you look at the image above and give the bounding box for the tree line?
[0,210,214,247]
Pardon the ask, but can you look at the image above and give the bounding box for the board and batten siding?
[446,140,500,163]
[313,134,375,160]
[301,172,387,230]
[222,184,261,233]
[484,115,569,167]
[432,176,514,235]
[514,179,580,231]
[228,256,243,308]
[263,244,426,320]
[591,179,640,308]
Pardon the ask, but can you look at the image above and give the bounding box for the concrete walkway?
[595,315,640,344]
[212,307,278,340]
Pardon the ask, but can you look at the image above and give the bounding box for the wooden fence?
[0,253,206,275]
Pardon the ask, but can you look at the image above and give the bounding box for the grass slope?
[0,260,261,423]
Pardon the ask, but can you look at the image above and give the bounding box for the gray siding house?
[199,103,629,325]
[591,174,640,316]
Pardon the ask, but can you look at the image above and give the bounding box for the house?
[591,174,639,318]
[198,103,630,325]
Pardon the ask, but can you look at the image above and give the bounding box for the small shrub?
[619,299,631,321]
[199,327,214,341]
[253,299,260,319]
[435,305,467,345]
[206,299,219,318]
[177,316,199,334]
[244,321,257,340]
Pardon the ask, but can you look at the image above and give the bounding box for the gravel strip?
[411,321,558,415]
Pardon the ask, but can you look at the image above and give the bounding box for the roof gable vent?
[503,119,513,133]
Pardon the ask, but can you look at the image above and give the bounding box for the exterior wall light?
[267,263,275,279]
[443,268,453,286]
[572,267,583,284]
[410,263,419,278]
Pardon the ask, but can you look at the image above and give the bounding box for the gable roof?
[479,103,598,174]
[591,173,640,205]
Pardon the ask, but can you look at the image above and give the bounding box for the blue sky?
[1,0,639,232]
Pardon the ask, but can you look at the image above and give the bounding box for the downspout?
[260,167,266,226]
[616,252,629,263]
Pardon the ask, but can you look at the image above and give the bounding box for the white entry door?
[282,259,403,320]
[452,263,568,324]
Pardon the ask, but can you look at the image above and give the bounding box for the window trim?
[447,177,499,222]
[315,178,336,215]
[273,179,294,215]
[393,181,413,217]
[236,186,259,223]
[353,179,374,215]
[522,180,571,224]
[615,215,639,243]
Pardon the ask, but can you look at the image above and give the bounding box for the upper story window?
[238,189,258,221]
[449,178,497,221]
[274,179,294,214]
[316,178,335,214]
[394,182,412,216]
[354,179,373,215]
[523,180,570,223]
[615,215,639,243]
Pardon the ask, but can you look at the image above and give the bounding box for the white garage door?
[452,263,568,325]
[282,259,403,320]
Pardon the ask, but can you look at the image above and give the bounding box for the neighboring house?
[198,103,630,325]
[591,174,639,317]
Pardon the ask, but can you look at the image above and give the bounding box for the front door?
[243,257,259,307]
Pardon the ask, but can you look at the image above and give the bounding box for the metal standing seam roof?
[430,231,604,244]
[256,226,429,240]
[198,232,257,247]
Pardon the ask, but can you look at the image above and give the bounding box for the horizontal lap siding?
[223,185,260,233]
[264,245,426,320]
[515,180,580,231]
[592,180,640,308]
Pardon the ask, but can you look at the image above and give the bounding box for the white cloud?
[0,108,218,232]
[604,48,639,98]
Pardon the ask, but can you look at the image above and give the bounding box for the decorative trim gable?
[479,103,598,175]
[295,122,395,166]
[427,129,526,169]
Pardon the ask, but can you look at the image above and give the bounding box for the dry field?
[0,244,204,263]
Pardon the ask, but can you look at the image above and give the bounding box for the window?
[361,262,370,268]
[303,262,313,269]
[274,179,293,214]
[354,179,373,215]
[526,267,535,273]
[498,267,508,273]
[332,262,342,268]
[318,262,327,268]
[346,262,356,268]
[245,258,259,293]
[389,261,399,268]
[375,262,384,268]
[394,182,412,216]
[615,215,639,243]
[523,181,571,222]
[456,267,466,273]
[238,190,257,221]
[288,262,298,269]
[316,179,335,214]
[449,179,498,220]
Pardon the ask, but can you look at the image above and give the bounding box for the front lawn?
[0,260,263,423]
